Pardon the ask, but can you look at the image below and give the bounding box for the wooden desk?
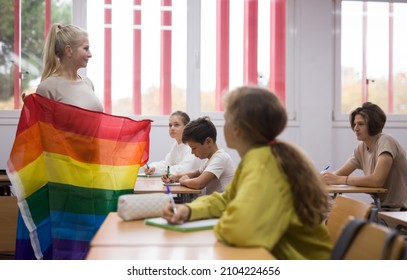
[0,174,12,196]
[378,211,407,231]
[88,212,274,260]
[327,185,387,211]
[0,174,10,182]
[91,212,217,247]
[0,196,18,253]
[86,244,275,260]
[134,177,201,202]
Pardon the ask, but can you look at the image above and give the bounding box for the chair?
[331,218,406,260]
[0,196,18,258]
[326,195,372,244]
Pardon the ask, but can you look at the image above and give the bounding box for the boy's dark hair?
[182,116,217,144]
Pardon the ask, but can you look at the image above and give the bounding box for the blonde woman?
[36,23,103,112]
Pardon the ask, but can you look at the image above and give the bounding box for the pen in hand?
[320,165,330,174]
[166,183,177,214]
[164,165,172,182]
[144,163,152,176]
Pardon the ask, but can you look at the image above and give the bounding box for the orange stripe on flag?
[9,122,148,172]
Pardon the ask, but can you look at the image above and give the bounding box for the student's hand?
[321,172,344,185]
[162,203,190,225]
[161,174,180,183]
[179,175,190,185]
[144,166,155,175]
[161,174,171,183]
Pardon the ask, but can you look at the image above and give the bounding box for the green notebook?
[145,217,219,232]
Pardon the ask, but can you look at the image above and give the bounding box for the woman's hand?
[162,203,190,225]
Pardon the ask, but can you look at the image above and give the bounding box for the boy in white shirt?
[144,111,204,176]
[162,117,235,195]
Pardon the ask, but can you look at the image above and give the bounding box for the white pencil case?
[117,193,169,221]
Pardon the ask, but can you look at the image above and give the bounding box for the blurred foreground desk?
[86,244,274,260]
[134,177,201,202]
[90,212,217,247]
[87,212,274,260]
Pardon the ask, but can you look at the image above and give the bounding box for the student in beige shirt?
[322,102,407,210]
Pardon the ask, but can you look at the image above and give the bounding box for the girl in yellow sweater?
[162,85,332,260]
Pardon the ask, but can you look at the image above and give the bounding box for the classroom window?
[1,0,292,120]
[335,0,407,120]
[0,0,72,110]
[199,0,289,114]
[86,0,187,116]
[87,0,288,117]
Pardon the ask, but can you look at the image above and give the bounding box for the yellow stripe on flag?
[17,152,139,197]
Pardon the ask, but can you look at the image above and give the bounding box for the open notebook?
[162,182,181,186]
[145,217,219,232]
[137,173,162,178]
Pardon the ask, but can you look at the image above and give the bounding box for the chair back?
[331,218,406,260]
[326,195,372,244]
[401,242,407,260]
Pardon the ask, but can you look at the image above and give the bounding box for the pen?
[320,165,330,174]
[166,183,177,214]
[146,163,150,169]
[167,165,170,177]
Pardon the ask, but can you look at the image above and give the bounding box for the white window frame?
[286,0,298,124]
[0,0,297,126]
[333,0,407,126]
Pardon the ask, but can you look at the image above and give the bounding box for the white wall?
[1,0,407,198]
[294,0,334,170]
[0,112,19,170]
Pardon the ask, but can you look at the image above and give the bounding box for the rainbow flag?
[6,94,151,259]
